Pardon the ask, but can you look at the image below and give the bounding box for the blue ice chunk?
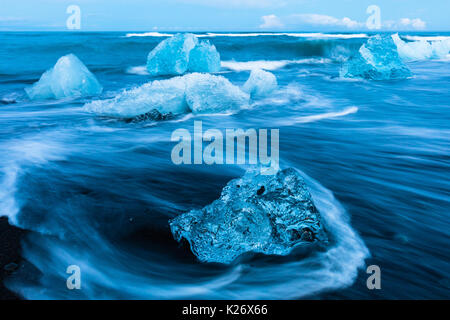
[242,68,277,98]
[187,40,221,73]
[146,33,198,76]
[340,34,412,80]
[25,54,102,100]
[84,76,189,118]
[184,73,249,114]
[146,33,222,76]
[170,168,327,264]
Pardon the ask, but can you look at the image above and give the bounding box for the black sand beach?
[0,217,24,300]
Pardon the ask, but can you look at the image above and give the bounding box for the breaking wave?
[125,32,368,39]
[127,58,331,75]
[403,35,450,41]
[221,58,331,71]
[125,32,173,37]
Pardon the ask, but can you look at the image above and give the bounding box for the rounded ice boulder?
[25,54,103,100]
[242,68,278,98]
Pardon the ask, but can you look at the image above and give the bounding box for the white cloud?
[341,17,360,28]
[400,18,412,26]
[412,19,426,30]
[384,18,427,30]
[259,14,284,29]
[176,0,286,8]
[257,13,427,31]
[291,14,362,29]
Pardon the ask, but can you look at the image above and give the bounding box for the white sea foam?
[277,107,358,126]
[126,66,150,75]
[200,33,368,39]
[125,32,173,37]
[403,35,450,41]
[0,135,68,225]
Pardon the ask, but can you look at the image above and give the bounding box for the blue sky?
[0,0,449,31]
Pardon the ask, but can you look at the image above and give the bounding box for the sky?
[0,0,449,31]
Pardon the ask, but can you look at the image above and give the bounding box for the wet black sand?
[0,217,24,300]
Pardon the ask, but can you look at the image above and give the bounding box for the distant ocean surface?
[0,32,449,299]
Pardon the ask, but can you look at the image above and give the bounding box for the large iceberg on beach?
[84,73,248,118]
[170,168,327,264]
[146,33,221,76]
[340,34,411,80]
[392,34,450,62]
[185,73,249,114]
[26,54,102,100]
[243,69,277,98]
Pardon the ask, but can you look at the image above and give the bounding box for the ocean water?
[0,32,449,299]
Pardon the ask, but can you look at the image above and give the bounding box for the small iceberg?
[170,168,327,264]
[84,73,249,118]
[340,34,411,80]
[146,33,221,76]
[242,69,278,98]
[25,54,103,100]
[392,33,450,62]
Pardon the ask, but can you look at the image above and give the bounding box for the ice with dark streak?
[170,168,327,264]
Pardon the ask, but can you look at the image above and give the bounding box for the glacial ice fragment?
[188,40,221,73]
[392,33,450,62]
[170,168,327,264]
[84,73,248,117]
[147,33,198,76]
[184,73,249,114]
[340,34,411,80]
[146,33,221,76]
[25,54,103,100]
[84,76,189,118]
[242,69,277,98]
